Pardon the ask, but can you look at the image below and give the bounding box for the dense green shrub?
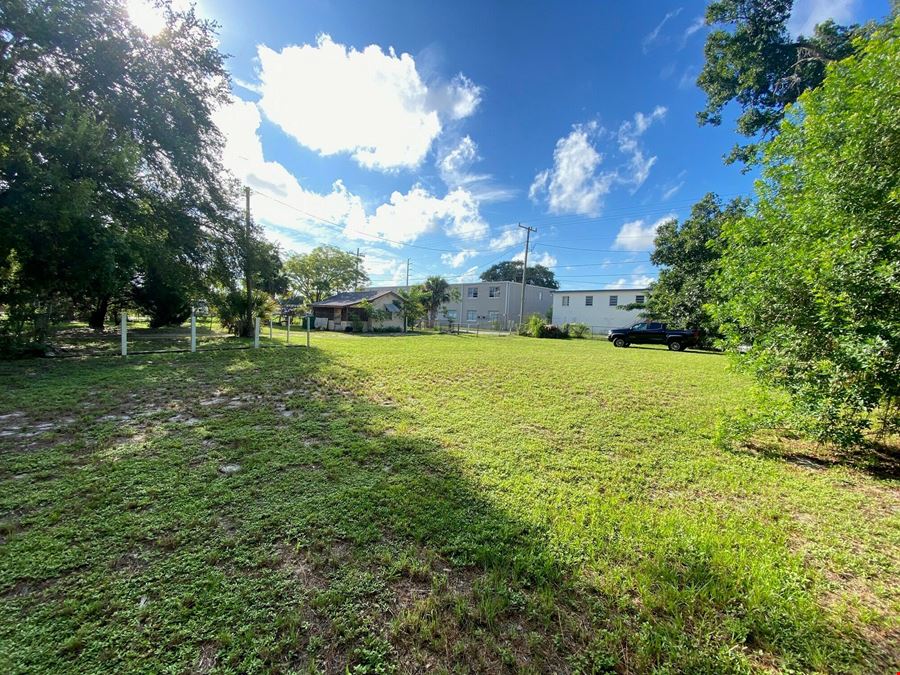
[714,20,900,445]
[567,323,591,339]
[538,324,569,339]
[521,313,546,338]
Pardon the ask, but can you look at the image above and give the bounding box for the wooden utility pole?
[517,224,536,328]
[244,186,254,335]
[404,258,410,333]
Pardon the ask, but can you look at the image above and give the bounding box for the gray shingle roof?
[311,290,397,308]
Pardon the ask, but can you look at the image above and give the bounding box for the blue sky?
[134,0,891,289]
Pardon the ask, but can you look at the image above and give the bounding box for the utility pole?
[355,247,362,289]
[517,223,536,328]
[404,258,410,333]
[244,186,254,336]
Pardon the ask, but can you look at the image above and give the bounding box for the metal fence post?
[306,315,311,347]
[190,309,196,353]
[120,312,127,357]
[254,317,260,348]
[286,315,291,344]
[269,318,273,341]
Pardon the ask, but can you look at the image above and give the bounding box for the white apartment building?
[368,280,554,328]
[551,288,649,333]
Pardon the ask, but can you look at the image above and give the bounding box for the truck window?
[648,322,662,330]
[631,323,647,330]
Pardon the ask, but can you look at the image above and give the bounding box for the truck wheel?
[613,337,627,348]
[668,340,683,352]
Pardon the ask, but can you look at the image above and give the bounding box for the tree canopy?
[479,261,559,289]
[714,18,900,444]
[643,193,746,336]
[0,0,244,335]
[421,276,454,326]
[697,0,860,164]
[284,246,368,306]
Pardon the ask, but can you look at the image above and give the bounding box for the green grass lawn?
[0,333,897,673]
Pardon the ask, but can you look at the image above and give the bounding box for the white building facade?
[551,288,649,333]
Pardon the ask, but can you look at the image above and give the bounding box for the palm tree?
[422,276,451,328]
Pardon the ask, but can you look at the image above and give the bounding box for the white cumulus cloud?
[609,275,657,289]
[255,34,481,171]
[528,122,616,217]
[487,226,527,252]
[441,249,479,268]
[214,96,489,251]
[512,250,558,268]
[788,0,857,37]
[613,214,676,251]
[212,97,368,250]
[357,185,488,245]
[455,265,481,283]
[531,107,666,214]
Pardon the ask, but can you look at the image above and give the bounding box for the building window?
[467,310,476,321]
[489,286,500,298]
[609,295,618,306]
[585,295,593,306]
[446,309,457,320]
[467,287,478,298]
[488,310,499,321]
[635,295,645,304]
[561,296,570,306]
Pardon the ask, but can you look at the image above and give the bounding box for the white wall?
[551,289,648,332]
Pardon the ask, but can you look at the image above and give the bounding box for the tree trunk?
[88,295,110,331]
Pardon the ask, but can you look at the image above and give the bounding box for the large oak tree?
[1,0,238,331]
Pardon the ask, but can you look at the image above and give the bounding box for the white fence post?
[190,309,196,353]
[286,315,291,344]
[254,317,260,348]
[120,312,127,357]
[269,318,273,341]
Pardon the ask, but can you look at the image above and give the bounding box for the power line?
[252,189,466,254]
[479,192,746,229]
[249,187,661,279]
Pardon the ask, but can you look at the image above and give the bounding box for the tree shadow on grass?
[0,348,887,673]
[740,434,900,482]
[620,344,724,356]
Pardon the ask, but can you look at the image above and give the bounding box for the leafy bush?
[373,326,402,333]
[211,289,276,337]
[567,323,591,339]
[521,313,546,338]
[538,324,569,339]
[713,21,900,446]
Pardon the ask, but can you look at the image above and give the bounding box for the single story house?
[551,288,650,333]
[311,290,404,332]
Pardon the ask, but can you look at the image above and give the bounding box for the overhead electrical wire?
[249,186,661,286]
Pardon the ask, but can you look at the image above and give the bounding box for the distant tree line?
[479,261,559,289]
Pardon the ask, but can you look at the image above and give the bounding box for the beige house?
[311,290,404,332]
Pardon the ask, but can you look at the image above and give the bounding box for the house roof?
[311,290,399,308]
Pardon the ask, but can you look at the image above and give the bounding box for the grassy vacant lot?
[0,333,897,673]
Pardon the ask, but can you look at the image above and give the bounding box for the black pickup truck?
[607,322,699,351]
